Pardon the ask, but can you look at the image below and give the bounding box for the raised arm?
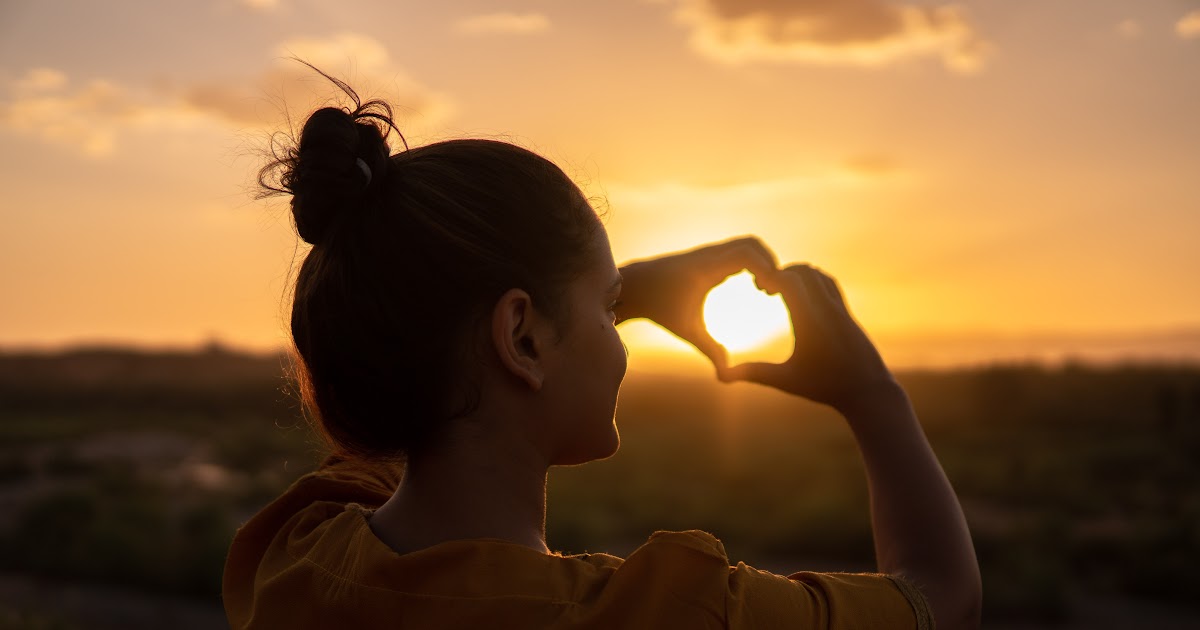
[725,264,982,630]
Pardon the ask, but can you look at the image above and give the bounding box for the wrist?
[836,377,910,423]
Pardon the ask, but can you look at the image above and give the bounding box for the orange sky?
[1,1,1198,366]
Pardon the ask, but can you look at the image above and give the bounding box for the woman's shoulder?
[222,455,403,625]
[224,455,401,561]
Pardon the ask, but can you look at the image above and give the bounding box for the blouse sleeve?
[726,563,934,630]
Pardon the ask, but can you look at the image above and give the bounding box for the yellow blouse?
[223,456,932,629]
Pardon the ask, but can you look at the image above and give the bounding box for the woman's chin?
[553,424,620,466]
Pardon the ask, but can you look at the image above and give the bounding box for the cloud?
[453,12,551,35]
[14,67,68,91]
[1177,10,1200,39]
[0,34,454,156]
[174,82,266,127]
[1116,19,1142,40]
[240,0,281,11]
[274,32,393,74]
[267,32,456,124]
[841,153,901,177]
[669,0,990,73]
[0,68,210,156]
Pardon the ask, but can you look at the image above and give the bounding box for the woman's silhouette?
[223,74,981,629]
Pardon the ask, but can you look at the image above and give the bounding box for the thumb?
[688,331,729,374]
[720,361,783,387]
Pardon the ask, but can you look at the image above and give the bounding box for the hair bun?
[256,67,403,245]
[286,107,391,244]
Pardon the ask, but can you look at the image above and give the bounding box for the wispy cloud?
[841,153,902,178]
[454,12,551,35]
[0,33,455,157]
[268,32,456,122]
[275,32,395,74]
[1116,19,1142,41]
[1177,10,1200,39]
[668,0,990,74]
[0,68,210,156]
[240,0,281,11]
[14,68,68,91]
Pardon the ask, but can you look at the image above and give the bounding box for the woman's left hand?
[615,237,778,372]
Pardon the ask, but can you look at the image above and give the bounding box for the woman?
[222,80,981,629]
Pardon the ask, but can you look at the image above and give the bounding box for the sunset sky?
[1,0,1198,367]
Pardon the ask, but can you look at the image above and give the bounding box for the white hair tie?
[355,157,372,186]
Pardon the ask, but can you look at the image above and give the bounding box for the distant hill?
[874,328,1200,368]
[0,346,293,417]
[0,345,288,390]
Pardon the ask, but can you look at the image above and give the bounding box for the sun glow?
[703,271,792,361]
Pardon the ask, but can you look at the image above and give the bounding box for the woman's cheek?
[611,326,628,381]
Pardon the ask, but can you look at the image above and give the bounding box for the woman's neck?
[368,433,551,556]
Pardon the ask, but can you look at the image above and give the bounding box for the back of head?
[261,75,600,461]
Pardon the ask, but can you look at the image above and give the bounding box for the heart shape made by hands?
[702,270,793,365]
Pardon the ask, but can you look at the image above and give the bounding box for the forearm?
[840,382,982,629]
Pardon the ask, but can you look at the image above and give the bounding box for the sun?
[702,271,792,360]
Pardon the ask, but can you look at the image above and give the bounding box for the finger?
[817,270,843,301]
[815,271,853,318]
[721,361,785,387]
[688,329,729,371]
[711,235,778,263]
[705,237,779,283]
[773,264,818,317]
[794,265,843,318]
[806,266,844,304]
[803,267,860,330]
[723,236,780,271]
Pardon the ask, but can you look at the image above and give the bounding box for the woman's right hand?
[723,264,897,413]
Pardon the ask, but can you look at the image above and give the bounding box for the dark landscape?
[0,346,1197,629]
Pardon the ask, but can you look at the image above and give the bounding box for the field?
[0,347,1198,628]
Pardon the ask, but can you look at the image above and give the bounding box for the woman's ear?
[491,288,545,391]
